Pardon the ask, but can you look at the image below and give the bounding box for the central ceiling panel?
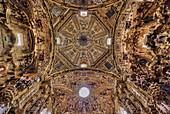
[57,13,110,67]
[50,10,116,74]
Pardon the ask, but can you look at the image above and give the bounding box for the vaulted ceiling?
[0,0,169,113]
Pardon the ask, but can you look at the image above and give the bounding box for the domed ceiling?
[0,0,169,114]
[52,71,115,113]
[55,12,112,68]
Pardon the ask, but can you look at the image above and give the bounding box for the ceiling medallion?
[79,35,89,45]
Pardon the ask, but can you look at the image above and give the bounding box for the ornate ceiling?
[0,0,169,114]
[55,12,112,68]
